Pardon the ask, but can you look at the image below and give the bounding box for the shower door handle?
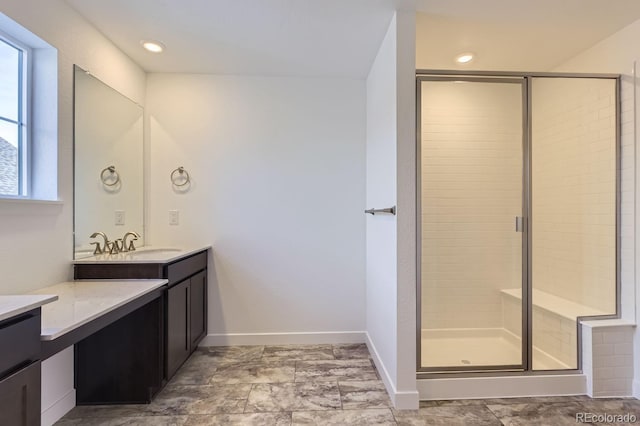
[515,216,525,232]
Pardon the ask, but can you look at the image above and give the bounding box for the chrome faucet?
[122,231,141,252]
[89,232,109,255]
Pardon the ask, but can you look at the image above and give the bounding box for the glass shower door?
[418,78,526,370]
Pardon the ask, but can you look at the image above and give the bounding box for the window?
[0,34,28,197]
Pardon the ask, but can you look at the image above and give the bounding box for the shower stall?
[417,72,619,374]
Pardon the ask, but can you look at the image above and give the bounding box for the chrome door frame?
[416,75,528,373]
[415,71,621,377]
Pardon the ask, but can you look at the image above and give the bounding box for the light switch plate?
[115,210,125,226]
[169,210,179,225]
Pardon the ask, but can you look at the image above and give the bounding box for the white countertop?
[73,245,211,264]
[0,295,58,322]
[30,280,167,340]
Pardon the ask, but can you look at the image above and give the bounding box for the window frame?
[0,29,31,198]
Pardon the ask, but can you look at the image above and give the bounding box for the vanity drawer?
[0,360,41,426]
[0,312,41,379]
[166,252,207,286]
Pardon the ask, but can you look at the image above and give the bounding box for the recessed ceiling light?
[455,53,474,64]
[141,40,165,53]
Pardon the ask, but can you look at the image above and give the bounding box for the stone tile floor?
[57,344,640,425]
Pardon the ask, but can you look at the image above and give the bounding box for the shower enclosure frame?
[415,70,621,378]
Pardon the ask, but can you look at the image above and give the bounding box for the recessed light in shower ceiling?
[455,53,475,64]
[141,40,165,53]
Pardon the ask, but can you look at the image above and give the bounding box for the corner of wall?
[366,332,419,409]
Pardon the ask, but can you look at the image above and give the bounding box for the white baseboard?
[417,374,586,400]
[365,332,419,410]
[200,331,366,346]
[41,389,75,426]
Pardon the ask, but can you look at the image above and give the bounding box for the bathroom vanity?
[74,247,210,380]
[32,280,167,404]
[0,295,57,425]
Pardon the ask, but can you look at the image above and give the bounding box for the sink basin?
[73,245,210,264]
[75,249,96,259]
[124,248,183,259]
[132,248,182,255]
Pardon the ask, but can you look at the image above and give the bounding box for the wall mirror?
[73,65,144,259]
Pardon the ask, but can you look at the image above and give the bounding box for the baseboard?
[417,374,586,400]
[200,331,366,346]
[365,332,419,410]
[41,389,75,426]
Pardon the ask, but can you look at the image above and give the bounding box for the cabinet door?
[0,361,40,426]
[167,279,190,379]
[190,271,207,349]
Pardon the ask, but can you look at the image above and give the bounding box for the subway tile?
[613,343,633,355]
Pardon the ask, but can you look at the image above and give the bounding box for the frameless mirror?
[73,65,144,259]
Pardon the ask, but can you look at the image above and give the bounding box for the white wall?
[553,19,639,397]
[366,11,399,394]
[146,73,366,343]
[0,1,146,423]
[0,0,145,290]
[366,10,418,409]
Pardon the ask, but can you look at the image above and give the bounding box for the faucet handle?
[90,241,103,255]
[89,232,109,254]
[127,239,138,252]
[122,231,140,252]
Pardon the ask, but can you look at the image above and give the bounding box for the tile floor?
[57,344,640,425]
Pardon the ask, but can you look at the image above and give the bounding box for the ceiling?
[415,0,640,71]
[65,0,640,77]
[65,0,396,78]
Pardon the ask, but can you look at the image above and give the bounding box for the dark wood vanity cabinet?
[74,250,208,382]
[166,271,207,378]
[0,309,41,426]
[165,258,208,378]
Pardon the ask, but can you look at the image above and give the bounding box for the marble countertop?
[73,245,211,264]
[30,280,167,340]
[0,295,58,322]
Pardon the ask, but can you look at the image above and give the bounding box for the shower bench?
[501,288,610,369]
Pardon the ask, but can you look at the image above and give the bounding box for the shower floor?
[421,328,568,370]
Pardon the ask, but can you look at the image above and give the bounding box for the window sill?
[0,197,63,205]
[0,197,64,215]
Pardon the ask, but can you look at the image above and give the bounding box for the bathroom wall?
[146,73,366,342]
[366,10,399,395]
[0,0,145,293]
[366,10,418,408]
[0,1,146,423]
[420,81,523,330]
[552,18,639,397]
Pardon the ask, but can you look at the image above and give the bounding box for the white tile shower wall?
[531,78,617,315]
[582,324,634,397]
[421,81,523,329]
[553,24,638,392]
